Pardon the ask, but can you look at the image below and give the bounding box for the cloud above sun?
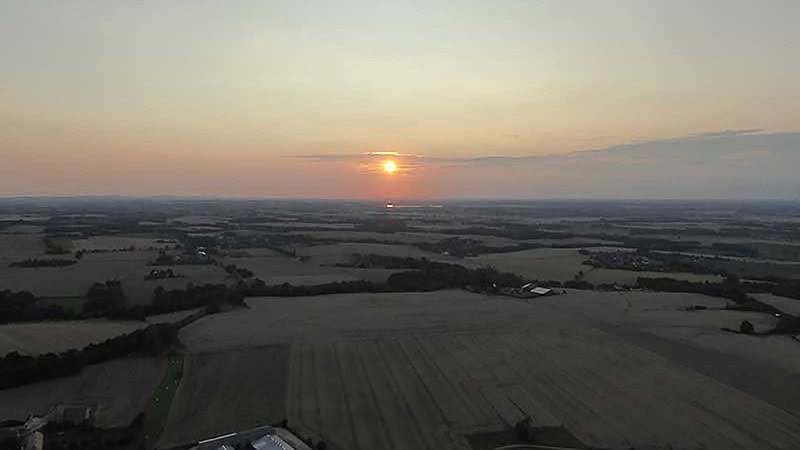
[289,129,800,199]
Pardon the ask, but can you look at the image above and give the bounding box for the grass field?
[157,346,289,448]
[582,268,722,285]
[470,247,724,285]
[0,320,145,356]
[469,248,588,282]
[0,357,167,427]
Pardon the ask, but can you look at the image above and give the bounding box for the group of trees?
[150,284,245,315]
[0,290,73,323]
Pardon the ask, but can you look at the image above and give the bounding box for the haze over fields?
[2,1,799,199]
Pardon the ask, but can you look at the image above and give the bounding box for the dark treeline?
[149,284,244,315]
[0,282,245,324]
[0,320,185,390]
[9,258,76,268]
[242,259,531,297]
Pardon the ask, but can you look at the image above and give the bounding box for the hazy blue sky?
[1,1,798,198]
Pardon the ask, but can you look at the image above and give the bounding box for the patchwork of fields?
[0,251,231,305]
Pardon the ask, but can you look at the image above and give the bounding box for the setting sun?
[383,160,397,174]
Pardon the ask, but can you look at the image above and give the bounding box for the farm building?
[195,426,310,450]
[531,287,552,296]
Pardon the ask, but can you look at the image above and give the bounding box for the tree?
[739,320,755,334]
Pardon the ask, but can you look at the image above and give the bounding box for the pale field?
[752,293,800,316]
[220,253,401,286]
[0,357,166,427]
[72,236,171,251]
[583,268,722,285]
[297,242,481,269]
[299,242,436,264]
[253,221,356,230]
[0,234,47,261]
[301,230,518,247]
[169,215,230,225]
[470,247,723,285]
[145,308,203,324]
[158,346,289,448]
[178,290,582,353]
[469,248,588,281]
[537,290,800,375]
[0,251,231,305]
[287,329,800,450]
[520,237,622,246]
[0,320,145,356]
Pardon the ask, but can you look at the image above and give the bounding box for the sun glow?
[383,160,397,174]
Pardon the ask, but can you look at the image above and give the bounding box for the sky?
[1,0,798,199]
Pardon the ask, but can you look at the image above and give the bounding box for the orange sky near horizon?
[1,1,798,199]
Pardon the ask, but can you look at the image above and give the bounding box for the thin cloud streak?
[288,128,782,168]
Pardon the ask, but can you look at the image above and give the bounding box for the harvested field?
[753,293,800,316]
[178,289,800,449]
[0,320,145,356]
[72,236,171,251]
[538,290,800,375]
[0,357,167,427]
[287,330,800,450]
[158,346,289,448]
[179,291,583,353]
[583,268,722,284]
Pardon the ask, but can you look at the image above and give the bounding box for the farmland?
[178,289,800,449]
[157,346,289,448]
[0,320,145,356]
[287,330,800,450]
[0,357,167,427]
[0,251,231,305]
[2,199,800,449]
